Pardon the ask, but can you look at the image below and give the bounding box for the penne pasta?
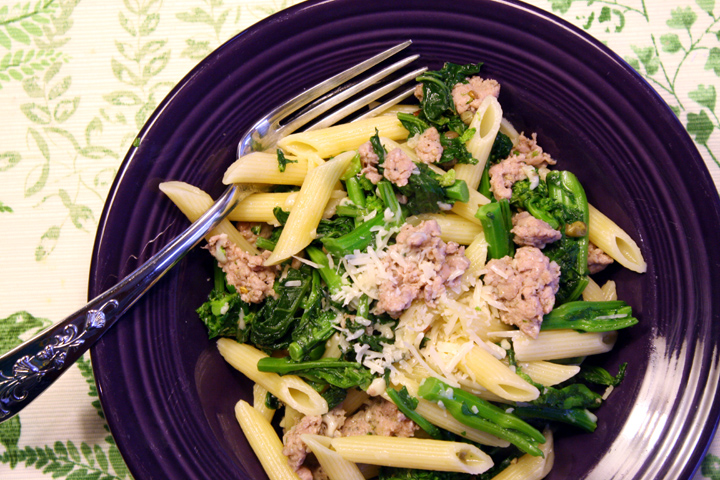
[451,188,491,224]
[330,436,493,475]
[279,115,408,159]
[491,428,554,480]
[455,344,539,402]
[227,190,347,224]
[217,339,328,416]
[234,400,301,480]
[509,329,617,362]
[455,95,503,190]
[499,117,520,145]
[223,151,308,185]
[588,203,647,273]
[412,397,511,447]
[519,360,581,387]
[252,383,276,423]
[158,181,259,254]
[408,212,483,245]
[301,434,365,480]
[265,151,355,265]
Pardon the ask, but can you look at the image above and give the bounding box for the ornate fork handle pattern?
[0,300,117,418]
[0,184,240,421]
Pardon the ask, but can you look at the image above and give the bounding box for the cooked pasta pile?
[162,60,645,480]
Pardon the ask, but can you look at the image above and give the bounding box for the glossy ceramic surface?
[89,0,720,478]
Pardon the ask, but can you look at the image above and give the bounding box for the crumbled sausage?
[339,398,417,438]
[206,234,277,303]
[383,147,416,187]
[236,221,274,246]
[452,77,501,115]
[488,133,557,200]
[414,127,443,164]
[282,414,323,471]
[283,399,416,476]
[511,211,562,249]
[359,140,383,184]
[484,246,560,338]
[588,242,614,274]
[374,220,470,317]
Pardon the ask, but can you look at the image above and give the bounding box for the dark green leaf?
[598,6,611,22]
[686,109,714,144]
[94,445,108,472]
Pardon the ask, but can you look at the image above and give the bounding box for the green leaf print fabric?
[0,1,717,479]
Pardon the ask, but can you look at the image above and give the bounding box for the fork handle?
[0,184,239,422]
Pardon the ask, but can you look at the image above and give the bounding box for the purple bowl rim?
[88,0,720,479]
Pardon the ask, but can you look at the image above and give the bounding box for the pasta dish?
[161,61,645,480]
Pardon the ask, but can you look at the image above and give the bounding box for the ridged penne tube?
[465,232,489,277]
[490,428,554,480]
[252,383,276,423]
[223,151,308,185]
[499,117,520,145]
[409,213,483,245]
[451,189,491,224]
[227,190,347,224]
[265,151,355,265]
[158,181,259,254]
[234,400,301,480]
[278,116,409,159]
[519,361,581,387]
[455,95,503,190]
[457,345,539,402]
[301,435,365,480]
[511,330,617,362]
[330,436,493,475]
[413,398,510,447]
[339,388,369,416]
[217,338,328,416]
[588,203,646,273]
[582,277,618,302]
[581,276,604,302]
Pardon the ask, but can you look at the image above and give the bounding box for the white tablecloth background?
[0,1,718,478]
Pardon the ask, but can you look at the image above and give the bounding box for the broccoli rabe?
[397,112,477,166]
[257,357,374,390]
[195,264,252,340]
[414,61,483,126]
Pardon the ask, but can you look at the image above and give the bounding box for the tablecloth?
[0,1,718,479]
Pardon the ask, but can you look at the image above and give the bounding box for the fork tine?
[280,56,423,135]
[305,66,427,131]
[270,40,413,128]
[351,85,418,122]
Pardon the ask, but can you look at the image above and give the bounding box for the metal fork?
[0,40,425,422]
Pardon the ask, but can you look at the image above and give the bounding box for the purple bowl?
[89,0,720,479]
